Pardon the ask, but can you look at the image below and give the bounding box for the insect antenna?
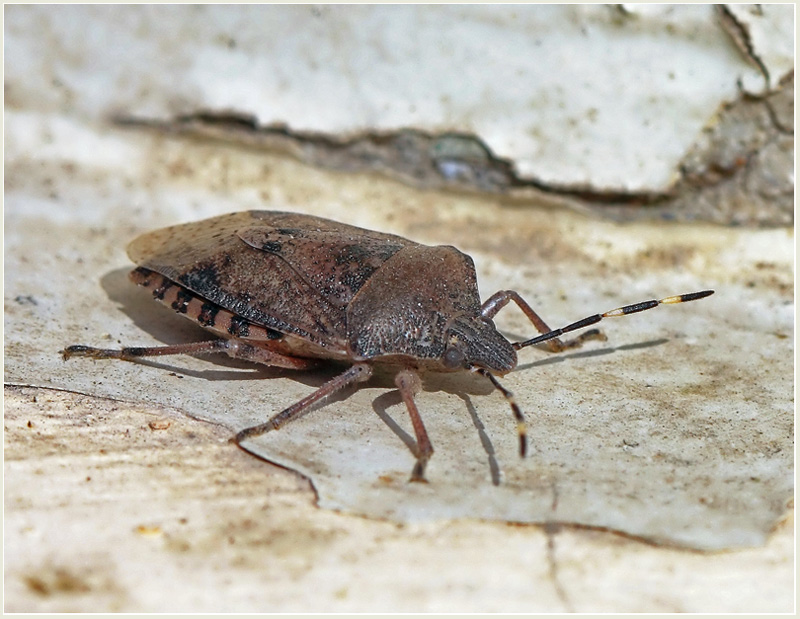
[472,366,527,458]
[512,290,714,351]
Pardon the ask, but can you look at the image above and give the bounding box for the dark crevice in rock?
[113,75,793,228]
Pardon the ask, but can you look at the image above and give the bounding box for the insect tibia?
[557,328,607,349]
[513,290,715,351]
[61,339,232,362]
[234,363,374,444]
[474,368,528,458]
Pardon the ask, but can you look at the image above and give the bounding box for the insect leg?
[481,290,605,352]
[394,369,434,483]
[61,339,317,370]
[513,290,714,351]
[473,368,527,458]
[234,362,373,443]
[62,340,232,361]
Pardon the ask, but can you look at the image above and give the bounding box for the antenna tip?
[662,290,715,304]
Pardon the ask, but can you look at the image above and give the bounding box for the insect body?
[62,211,713,481]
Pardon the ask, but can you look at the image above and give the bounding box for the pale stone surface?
[4,134,792,551]
[4,386,793,612]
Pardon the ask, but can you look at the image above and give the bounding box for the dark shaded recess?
[114,76,794,228]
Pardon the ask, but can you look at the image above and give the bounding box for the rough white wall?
[5,5,791,191]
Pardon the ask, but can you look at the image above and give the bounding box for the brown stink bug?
[62,211,713,481]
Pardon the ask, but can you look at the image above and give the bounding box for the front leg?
[481,290,606,353]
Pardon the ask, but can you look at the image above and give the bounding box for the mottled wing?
[237,215,417,308]
[127,211,375,349]
[346,245,483,360]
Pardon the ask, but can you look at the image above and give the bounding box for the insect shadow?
[98,266,673,484]
[458,392,502,486]
[99,267,501,403]
[514,337,669,372]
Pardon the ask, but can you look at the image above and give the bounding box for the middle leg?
[234,362,373,443]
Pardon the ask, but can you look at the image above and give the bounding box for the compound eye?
[443,345,466,369]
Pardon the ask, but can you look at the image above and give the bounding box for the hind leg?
[61,338,317,370]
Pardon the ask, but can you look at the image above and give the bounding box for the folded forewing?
[127,211,361,349]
